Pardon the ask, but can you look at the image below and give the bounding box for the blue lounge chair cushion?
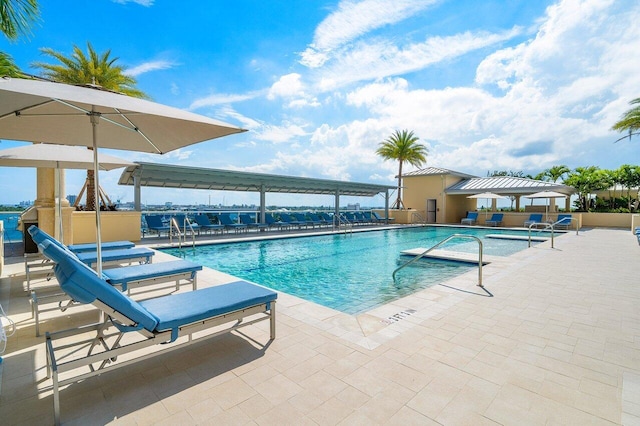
[103,260,202,290]
[139,281,277,333]
[39,240,159,332]
[67,241,135,253]
[75,247,155,267]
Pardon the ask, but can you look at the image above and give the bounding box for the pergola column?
[260,185,266,225]
[134,175,141,211]
[334,190,340,224]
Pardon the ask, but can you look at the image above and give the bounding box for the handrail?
[393,234,484,286]
[528,217,579,248]
[169,217,196,252]
[411,211,427,225]
[334,214,353,234]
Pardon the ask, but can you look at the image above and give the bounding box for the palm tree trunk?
[86,170,96,211]
[395,160,404,209]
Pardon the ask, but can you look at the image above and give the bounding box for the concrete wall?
[403,174,475,223]
[72,211,142,244]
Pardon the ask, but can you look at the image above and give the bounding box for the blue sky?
[0,0,638,207]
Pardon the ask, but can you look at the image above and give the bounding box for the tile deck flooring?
[0,226,639,425]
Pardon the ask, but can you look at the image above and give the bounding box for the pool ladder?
[169,217,196,254]
[411,211,428,226]
[334,214,353,234]
[392,234,484,287]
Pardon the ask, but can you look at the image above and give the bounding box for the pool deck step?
[486,233,549,242]
[400,248,494,265]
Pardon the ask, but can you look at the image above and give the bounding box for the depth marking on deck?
[381,309,417,324]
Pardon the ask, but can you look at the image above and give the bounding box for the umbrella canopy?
[0,78,246,274]
[466,192,507,200]
[524,190,568,199]
[467,192,507,218]
[0,143,135,243]
[0,78,246,153]
[0,143,135,170]
[524,191,568,221]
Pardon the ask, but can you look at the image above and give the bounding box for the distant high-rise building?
[66,195,77,205]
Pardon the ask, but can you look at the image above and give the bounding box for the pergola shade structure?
[118,162,396,221]
[446,176,575,211]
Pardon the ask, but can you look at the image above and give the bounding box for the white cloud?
[324,0,640,177]
[125,60,176,77]
[189,91,261,110]
[112,0,154,6]
[254,123,308,144]
[268,73,305,100]
[300,0,439,68]
[315,27,521,91]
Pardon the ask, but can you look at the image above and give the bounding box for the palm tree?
[612,97,640,142]
[1,0,39,77]
[0,0,39,40]
[32,42,149,210]
[544,165,570,182]
[32,43,149,98]
[0,51,22,76]
[376,129,428,209]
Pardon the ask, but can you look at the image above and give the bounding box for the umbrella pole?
[91,110,103,276]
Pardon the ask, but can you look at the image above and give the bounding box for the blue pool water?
[0,212,23,242]
[164,226,544,314]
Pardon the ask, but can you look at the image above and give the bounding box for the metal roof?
[403,167,478,178]
[118,162,395,197]
[445,176,575,195]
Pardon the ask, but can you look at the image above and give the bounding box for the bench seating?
[37,238,277,425]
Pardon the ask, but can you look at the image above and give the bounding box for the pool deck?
[1,226,639,424]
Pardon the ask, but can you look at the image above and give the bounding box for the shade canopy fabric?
[524,190,568,199]
[0,78,246,154]
[0,77,245,274]
[466,192,508,200]
[0,143,135,170]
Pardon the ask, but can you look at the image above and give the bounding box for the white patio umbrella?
[524,190,568,221]
[467,192,507,219]
[0,77,245,274]
[0,143,135,243]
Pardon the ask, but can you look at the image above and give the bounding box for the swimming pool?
[164,226,544,314]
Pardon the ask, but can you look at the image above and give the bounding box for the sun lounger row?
[35,235,277,425]
[143,211,392,237]
[460,212,503,226]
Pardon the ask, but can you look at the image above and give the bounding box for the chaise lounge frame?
[37,238,276,425]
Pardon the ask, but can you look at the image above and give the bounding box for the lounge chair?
[144,214,171,237]
[29,226,154,269]
[485,213,504,227]
[309,212,329,227]
[218,213,248,233]
[354,212,369,224]
[279,213,305,228]
[319,212,336,226]
[293,212,320,228]
[265,213,291,230]
[37,238,277,425]
[194,213,224,234]
[461,212,478,225]
[523,213,543,228]
[372,211,395,223]
[240,213,269,230]
[26,240,136,290]
[66,240,135,253]
[31,257,203,337]
[555,214,572,230]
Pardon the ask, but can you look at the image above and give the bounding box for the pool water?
[164,226,543,314]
